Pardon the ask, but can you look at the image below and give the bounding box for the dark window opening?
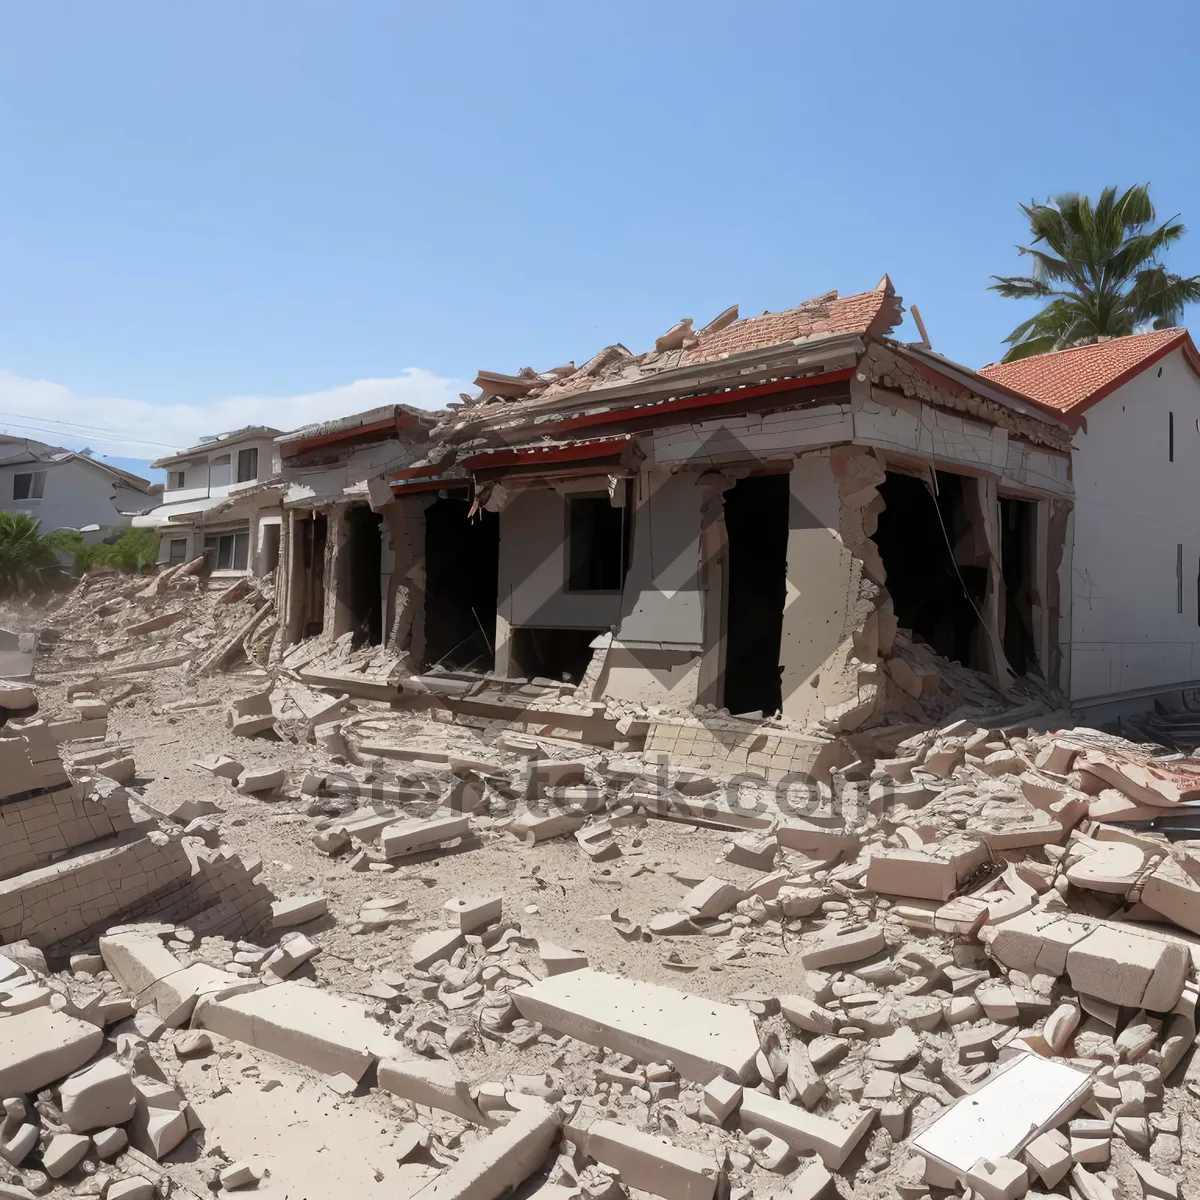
[237,447,259,483]
[12,472,45,501]
[423,496,499,671]
[344,506,383,647]
[297,513,327,638]
[509,627,602,684]
[169,470,186,490]
[261,523,281,574]
[1170,411,1175,461]
[166,538,188,566]
[872,471,987,671]
[722,474,790,716]
[1000,496,1038,677]
[566,494,628,591]
[204,529,250,572]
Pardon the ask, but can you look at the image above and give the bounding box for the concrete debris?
[22,553,1200,1200]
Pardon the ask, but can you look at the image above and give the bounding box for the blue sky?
[2,2,1198,481]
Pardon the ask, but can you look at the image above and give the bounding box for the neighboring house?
[132,426,284,576]
[273,405,441,644]
[0,436,159,533]
[276,279,1075,746]
[981,328,1200,715]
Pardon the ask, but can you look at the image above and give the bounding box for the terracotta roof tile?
[978,329,1192,415]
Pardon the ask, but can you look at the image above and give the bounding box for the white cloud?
[0,367,468,461]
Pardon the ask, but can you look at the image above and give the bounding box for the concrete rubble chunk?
[737,1091,874,1171]
[964,1156,1028,1200]
[271,893,329,928]
[382,812,470,860]
[0,1009,103,1097]
[92,1126,127,1160]
[538,942,588,976]
[1024,1130,1071,1188]
[107,1178,154,1200]
[512,968,760,1083]
[443,894,502,933]
[412,929,465,971]
[409,1099,559,1200]
[42,1131,91,1178]
[58,1056,137,1133]
[773,1159,832,1199]
[219,1162,261,1190]
[196,980,398,1082]
[780,995,838,1036]
[799,922,885,969]
[701,1077,742,1124]
[237,766,285,795]
[681,877,744,919]
[378,1058,487,1124]
[576,1118,721,1200]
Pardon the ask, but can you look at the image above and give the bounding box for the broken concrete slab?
[381,812,470,859]
[58,1055,137,1133]
[409,1099,559,1200]
[512,968,759,1083]
[0,1008,104,1096]
[271,894,328,928]
[377,1057,487,1124]
[737,1091,874,1171]
[909,1053,1091,1182]
[575,1118,721,1200]
[195,980,398,1082]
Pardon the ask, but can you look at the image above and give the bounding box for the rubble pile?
[41,563,277,681]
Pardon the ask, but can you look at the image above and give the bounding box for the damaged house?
[133,426,284,574]
[275,278,1075,757]
[273,404,443,658]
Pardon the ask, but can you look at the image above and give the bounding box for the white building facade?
[982,328,1200,711]
[133,426,284,577]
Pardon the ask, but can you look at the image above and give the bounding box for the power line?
[0,416,181,454]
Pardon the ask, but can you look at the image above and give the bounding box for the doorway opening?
[1000,496,1038,676]
[296,513,327,639]
[510,627,602,684]
[344,506,383,647]
[872,471,986,669]
[423,496,499,671]
[722,474,790,716]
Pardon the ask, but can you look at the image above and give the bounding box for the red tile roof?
[679,287,898,366]
[978,328,1199,417]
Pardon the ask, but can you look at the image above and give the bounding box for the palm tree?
[990,185,1200,362]
[0,513,66,596]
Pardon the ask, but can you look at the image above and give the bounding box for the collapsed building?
[268,279,1074,778]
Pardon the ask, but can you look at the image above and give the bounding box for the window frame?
[12,471,46,501]
[166,538,188,566]
[168,470,186,490]
[564,491,629,594]
[236,447,259,484]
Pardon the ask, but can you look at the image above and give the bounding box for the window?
[237,447,259,483]
[169,470,186,490]
[566,494,627,591]
[12,472,45,501]
[210,454,231,488]
[204,530,250,572]
[167,538,188,566]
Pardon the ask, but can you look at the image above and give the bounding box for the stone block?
[443,894,502,934]
[271,894,328,928]
[42,1132,90,1178]
[512,968,759,1084]
[377,1058,486,1124]
[737,1091,873,1171]
[0,1009,103,1096]
[577,1119,720,1200]
[196,981,397,1082]
[381,813,469,859]
[409,1100,559,1200]
[58,1056,137,1133]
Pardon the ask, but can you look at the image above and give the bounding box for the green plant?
[990,184,1200,362]
[44,526,160,574]
[0,513,68,596]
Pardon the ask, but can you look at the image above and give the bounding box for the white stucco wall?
[0,460,147,532]
[1069,345,1200,702]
